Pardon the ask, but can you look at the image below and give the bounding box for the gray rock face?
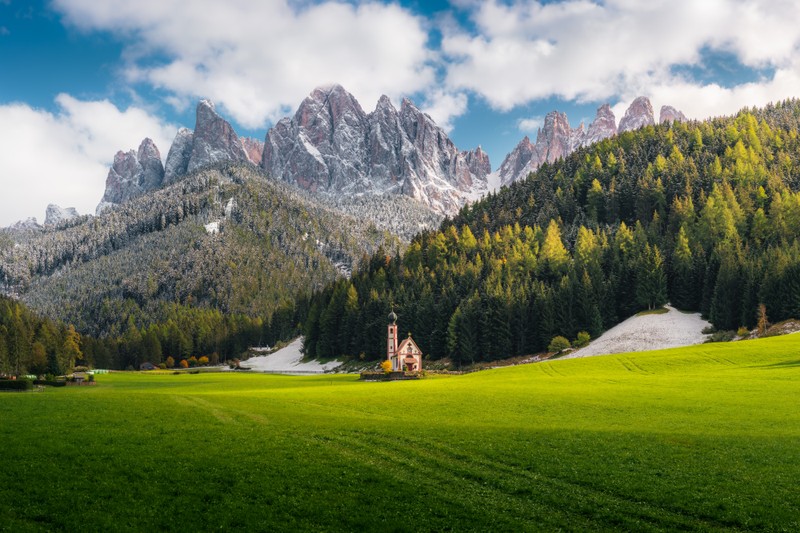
[44,204,79,226]
[498,110,590,187]
[618,96,655,132]
[187,100,250,173]
[10,217,40,230]
[583,104,617,147]
[99,138,165,209]
[164,128,194,185]
[498,98,680,186]
[659,105,687,124]
[262,85,490,216]
[241,137,265,166]
[497,136,536,187]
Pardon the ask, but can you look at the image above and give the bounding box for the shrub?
[574,331,591,348]
[179,359,189,369]
[158,363,167,369]
[707,330,736,343]
[737,326,750,337]
[548,336,571,353]
[380,360,392,373]
[198,356,209,366]
[33,380,66,387]
[0,380,33,391]
[165,356,175,369]
[188,356,198,367]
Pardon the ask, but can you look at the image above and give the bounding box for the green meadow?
[2,336,799,531]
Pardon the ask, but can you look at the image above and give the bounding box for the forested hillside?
[0,163,411,370]
[303,99,800,364]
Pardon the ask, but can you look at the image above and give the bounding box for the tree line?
[302,99,800,364]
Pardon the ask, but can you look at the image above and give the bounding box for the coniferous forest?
[6,100,800,372]
[302,100,800,364]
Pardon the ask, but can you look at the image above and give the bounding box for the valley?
[1,335,798,530]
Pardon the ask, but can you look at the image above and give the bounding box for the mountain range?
[83,86,683,223]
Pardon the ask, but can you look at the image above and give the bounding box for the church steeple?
[387,307,399,365]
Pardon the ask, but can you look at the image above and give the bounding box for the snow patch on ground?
[239,337,341,373]
[204,221,220,235]
[564,305,711,359]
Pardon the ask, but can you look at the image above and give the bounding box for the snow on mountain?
[44,204,79,226]
[262,84,490,216]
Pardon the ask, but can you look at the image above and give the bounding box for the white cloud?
[517,116,543,133]
[53,0,435,129]
[442,0,800,119]
[421,90,468,132]
[0,96,175,227]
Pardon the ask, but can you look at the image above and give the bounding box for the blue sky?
[2,0,800,226]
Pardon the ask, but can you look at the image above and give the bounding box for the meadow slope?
[1,335,799,531]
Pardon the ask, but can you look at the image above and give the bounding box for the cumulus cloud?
[421,90,468,132]
[442,0,800,119]
[53,0,435,129]
[517,116,544,133]
[0,96,175,226]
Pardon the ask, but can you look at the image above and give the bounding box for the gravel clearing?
[563,305,712,359]
[239,337,341,373]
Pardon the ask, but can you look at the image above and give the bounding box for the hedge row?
[33,380,67,387]
[0,380,33,391]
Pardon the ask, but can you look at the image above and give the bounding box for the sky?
[2,0,800,226]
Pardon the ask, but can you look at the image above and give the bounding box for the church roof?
[397,335,422,355]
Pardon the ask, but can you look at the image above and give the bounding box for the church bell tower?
[387,308,398,368]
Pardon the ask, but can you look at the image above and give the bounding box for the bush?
[548,336,571,353]
[198,356,209,366]
[165,356,175,369]
[707,330,736,343]
[179,359,189,369]
[574,331,591,348]
[737,326,750,337]
[0,380,33,391]
[380,360,392,373]
[34,379,67,387]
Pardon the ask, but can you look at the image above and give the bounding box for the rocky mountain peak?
[98,138,165,211]
[618,96,655,133]
[262,85,490,216]
[188,99,249,173]
[44,204,79,226]
[584,104,617,146]
[163,128,194,185]
[660,105,687,124]
[498,136,537,187]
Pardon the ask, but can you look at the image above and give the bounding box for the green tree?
[548,336,571,353]
[62,325,83,371]
[636,244,667,310]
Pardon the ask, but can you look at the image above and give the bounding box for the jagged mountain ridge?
[498,97,685,187]
[99,101,262,213]
[92,90,682,222]
[262,84,490,216]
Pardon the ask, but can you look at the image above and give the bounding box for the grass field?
[1,335,799,531]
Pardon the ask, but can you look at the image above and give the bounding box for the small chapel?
[386,309,423,372]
